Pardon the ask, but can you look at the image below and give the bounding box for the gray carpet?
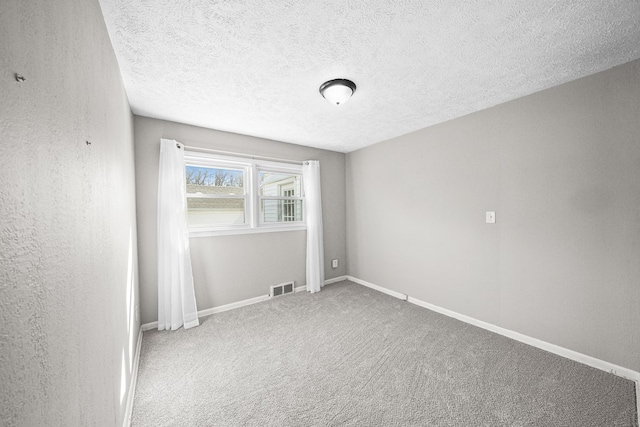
[132,280,638,426]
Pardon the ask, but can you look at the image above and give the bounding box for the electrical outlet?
[331,259,338,269]
[486,211,496,224]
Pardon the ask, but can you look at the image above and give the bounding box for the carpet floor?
[132,280,637,426]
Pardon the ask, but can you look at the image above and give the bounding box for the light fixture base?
[319,78,357,105]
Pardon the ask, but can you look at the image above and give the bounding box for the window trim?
[184,157,251,232]
[184,151,306,237]
[257,166,304,226]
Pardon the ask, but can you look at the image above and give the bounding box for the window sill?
[189,225,307,238]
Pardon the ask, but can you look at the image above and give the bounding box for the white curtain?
[157,139,199,331]
[303,160,325,293]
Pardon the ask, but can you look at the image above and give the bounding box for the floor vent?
[270,281,295,298]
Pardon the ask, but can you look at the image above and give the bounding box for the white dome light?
[319,79,356,105]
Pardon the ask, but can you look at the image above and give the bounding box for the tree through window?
[183,153,305,234]
[185,165,247,228]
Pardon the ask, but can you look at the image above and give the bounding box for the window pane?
[186,166,244,195]
[261,200,303,223]
[187,198,245,226]
[259,172,301,197]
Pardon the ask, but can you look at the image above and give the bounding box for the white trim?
[142,294,271,331]
[141,321,157,332]
[296,276,347,292]
[122,327,143,427]
[189,225,306,238]
[184,147,304,167]
[345,275,408,301]
[142,276,349,331]
[197,294,270,318]
[406,296,640,382]
[324,275,348,285]
[345,276,639,422]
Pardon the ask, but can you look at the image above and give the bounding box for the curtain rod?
[182,144,306,165]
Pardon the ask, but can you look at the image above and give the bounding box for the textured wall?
[346,60,640,372]
[0,1,139,426]
[134,116,346,325]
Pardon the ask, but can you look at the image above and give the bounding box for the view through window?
[184,153,304,234]
[185,165,246,228]
[259,171,303,223]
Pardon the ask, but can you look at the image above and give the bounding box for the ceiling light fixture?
[319,78,356,105]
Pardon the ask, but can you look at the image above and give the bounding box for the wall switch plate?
[486,211,496,224]
[331,259,338,269]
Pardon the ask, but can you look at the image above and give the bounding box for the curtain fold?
[303,160,325,293]
[157,139,199,331]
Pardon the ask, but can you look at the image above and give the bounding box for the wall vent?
[270,281,295,298]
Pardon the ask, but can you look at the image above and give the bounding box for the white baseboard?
[198,294,270,318]
[141,294,270,331]
[406,295,640,382]
[346,275,640,421]
[324,275,348,285]
[297,276,347,293]
[122,327,143,427]
[345,275,408,301]
[141,321,157,332]
[141,276,349,331]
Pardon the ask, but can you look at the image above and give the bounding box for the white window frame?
[184,151,306,237]
[257,166,304,227]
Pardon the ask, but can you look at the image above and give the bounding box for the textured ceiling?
[98,0,640,153]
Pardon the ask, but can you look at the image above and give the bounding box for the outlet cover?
[331,259,338,269]
[486,211,496,224]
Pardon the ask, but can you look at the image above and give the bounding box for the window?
[259,171,303,223]
[185,164,247,228]
[184,151,304,236]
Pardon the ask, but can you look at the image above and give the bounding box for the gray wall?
[0,1,140,425]
[346,60,640,372]
[134,116,346,324]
